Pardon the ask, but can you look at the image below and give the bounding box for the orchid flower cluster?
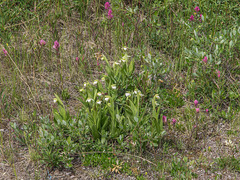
[202,55,221,78]
[105,2,113,19]
[189,6,203,22]
[194,99,209,114]
[162,113,176,126]
[3,48,8,56]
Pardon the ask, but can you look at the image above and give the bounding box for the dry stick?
[7,54,41,112]
[108,20,112,57]
[79,151,157,167]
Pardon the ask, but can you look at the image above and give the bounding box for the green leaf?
[134,116,138,122]
[54,94,64,107]
[192,73,198,77]
[67,136,71,145]
[153,142,158,147]
[220,39,225,44]
[194,30,198,39]
[128,60,135,75]
[229,40,233,48]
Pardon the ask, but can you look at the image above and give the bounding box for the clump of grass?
[215,156,240,173]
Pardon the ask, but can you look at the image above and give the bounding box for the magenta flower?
[105,2,110,10]
[40,39,46,46]
[202,56,207,63]
[162,115,167,123]
[53,40,60,51]
[194,100,198,107]
[194,6,200,12]
[108,9,113,19]
[171,119,176,125]
[189,15,194,21]
[76,57,79,61]
[196,108,200,113]
[206,109,209,113]
[217,70,220,78]
[3,48,8,56]
[122,22,124,27]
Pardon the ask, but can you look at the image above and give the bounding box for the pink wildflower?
[105,2,110,10]
[196,108,200,113]
[76,57,79,62]
[3,49,8,56]
[122,22,124,27]
[202,56,207,63]
[217,70,220,78]
[172,119,176,125]
[53,40,60,51]
[108,9,113,19]
[206,109,209,113]
[162,116,167,123]
[40,39,46,46]
[189,15,194,21]
[194,100,198,107]
[194,6,200,12]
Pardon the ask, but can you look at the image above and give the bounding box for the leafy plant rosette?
[36,96,81,168]
[78,53,166,148]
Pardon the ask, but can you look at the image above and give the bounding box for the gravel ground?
[0,123,239,180]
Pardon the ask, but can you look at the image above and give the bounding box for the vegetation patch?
[0,0,239,179]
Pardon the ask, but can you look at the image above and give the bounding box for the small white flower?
[101,55,106,60]
[123,46,127,51]
[125,92,131,97]
[134,89,141,95]
[114,62,120,66]
[96,100,102,104]
[80,88,84,92]
[97,92,102,96]
[93,80,98,85]
[53,98,57,103]
[139,93,144,97]
[155,94,160,99]
[84,83,87,87]
[225,139,233,147]
[86,98,93,103]
[111,85,117,89]
[101,77,105,81]
[105,96,110,101]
